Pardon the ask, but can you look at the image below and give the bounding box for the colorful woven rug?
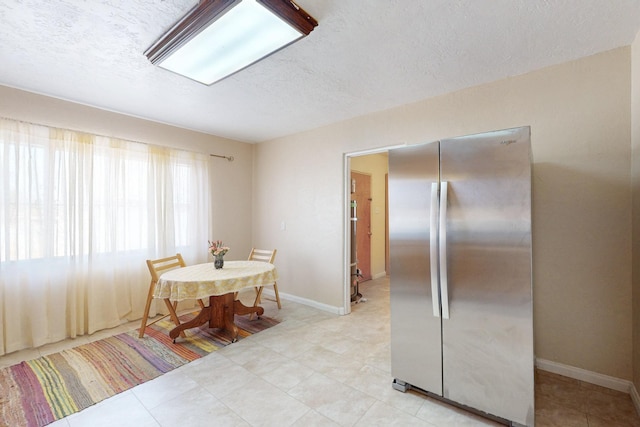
[0,313,279,427]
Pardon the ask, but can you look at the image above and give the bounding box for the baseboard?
[535,358,632,393]
[257,288,345,315]
[372,271,387,280]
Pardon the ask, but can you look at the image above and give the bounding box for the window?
[0,118,210,354]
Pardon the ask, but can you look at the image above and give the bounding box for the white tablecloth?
[153,260,278,301]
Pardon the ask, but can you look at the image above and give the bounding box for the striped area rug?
[0,313,279,427]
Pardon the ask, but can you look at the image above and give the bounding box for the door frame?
[343,144,405,314]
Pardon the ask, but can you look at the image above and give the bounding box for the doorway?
[346,151,390,312]
[350,170,372,281]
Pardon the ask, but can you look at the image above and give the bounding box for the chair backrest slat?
[248,248,276,264]
[146,253,186,282]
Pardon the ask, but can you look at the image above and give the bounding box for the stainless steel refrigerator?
[388,127,534,426]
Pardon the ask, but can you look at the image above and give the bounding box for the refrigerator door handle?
[439,181,450,319]
[430,182,440,318]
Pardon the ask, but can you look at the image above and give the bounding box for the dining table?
[153,260,278,342]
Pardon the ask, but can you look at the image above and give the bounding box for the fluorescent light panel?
[145,0,318,85]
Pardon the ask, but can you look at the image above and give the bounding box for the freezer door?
[440,127,534,425]
[388,141,442,395]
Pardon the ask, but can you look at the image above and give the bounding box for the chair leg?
[250,283,282,318]
[273,282,282,309]
[139,279,156,338]
[164,298,184,336]
[252,287,264,307]
[251,286,265,320]
[168,300,189,338]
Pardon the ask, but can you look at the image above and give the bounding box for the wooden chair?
[248,248,281,312]
[138,253,204,338]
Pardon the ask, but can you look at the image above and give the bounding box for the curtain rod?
[2,116,238,162]
[210,154,234,161]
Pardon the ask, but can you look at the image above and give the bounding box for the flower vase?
[214,254,224,269]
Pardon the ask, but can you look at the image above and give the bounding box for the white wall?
[254,47,633,380]
[0,85,255,261]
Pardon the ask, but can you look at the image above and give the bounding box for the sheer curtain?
[0,118,210,355]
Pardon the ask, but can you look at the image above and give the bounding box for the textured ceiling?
[0,1,639,143]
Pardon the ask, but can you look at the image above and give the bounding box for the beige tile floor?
[2,276,639,426]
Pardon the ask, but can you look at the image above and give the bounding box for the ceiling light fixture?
[145,0,318,85]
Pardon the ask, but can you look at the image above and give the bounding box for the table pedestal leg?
[168,300,213,341]
[169,293,265,342]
